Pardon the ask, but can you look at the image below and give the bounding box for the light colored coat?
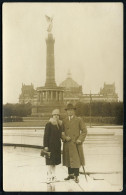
[62,116,87,168]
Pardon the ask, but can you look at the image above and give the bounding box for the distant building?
[19,80,118,105]
[100,83,118,102]
[18,21,118,111]
[19,83,35,104]
[80,83,118,103]
[59,71,82,104]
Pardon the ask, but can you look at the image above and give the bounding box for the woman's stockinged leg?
[46,165,52,183]
[51,165,56,178]
[51,165,59,182]
[47,165,52,178]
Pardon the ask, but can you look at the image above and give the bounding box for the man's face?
[67,109,75,116]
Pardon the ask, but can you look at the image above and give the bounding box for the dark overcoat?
[43,121,63,165]
[62,116,87,168]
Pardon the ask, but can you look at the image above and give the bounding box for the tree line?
[75,101,123,117]
[3,101,123,117]
[3,103,32,117]
[75,101,123,124]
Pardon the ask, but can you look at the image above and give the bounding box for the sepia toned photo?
[3,2,123,192]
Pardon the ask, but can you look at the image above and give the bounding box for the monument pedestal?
[32,103,65,119]
[32,86,65,117]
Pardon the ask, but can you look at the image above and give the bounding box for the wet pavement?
[3,126,123,192]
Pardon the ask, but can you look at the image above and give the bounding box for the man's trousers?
[68,167,79,176]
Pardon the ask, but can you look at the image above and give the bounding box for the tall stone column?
[46,91,48,101]
[56,91,58,101]
[47,91,50,101]
[59,92,61,101]
[41,92,43,102]
[45,33,56,87]
[61,91,63,101]
[57,92,59,101]
[38,92,40,102]
[51,91,53,100]
[39,92,41,102]
[42,92,44,101]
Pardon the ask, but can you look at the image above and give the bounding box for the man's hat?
[65,103,76,111]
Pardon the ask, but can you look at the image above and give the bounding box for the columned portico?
[37,88,64,104]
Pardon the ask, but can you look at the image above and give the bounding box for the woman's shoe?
[52,176,59,182]
[46,178,52,184]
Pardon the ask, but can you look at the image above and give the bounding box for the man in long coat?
[62,103,87,183]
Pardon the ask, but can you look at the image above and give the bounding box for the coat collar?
[49,118,62,126]
[67,115,75,121]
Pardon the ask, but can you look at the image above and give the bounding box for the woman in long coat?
[43,109,63,183]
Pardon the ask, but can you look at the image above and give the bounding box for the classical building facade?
[100,83,118,101]
[19,83,35,104]
[19,18,118,114]
[80,83,118,103]
[19,79,118,106]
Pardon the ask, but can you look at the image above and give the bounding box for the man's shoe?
[64,174,74,180]
[74,176,79,183]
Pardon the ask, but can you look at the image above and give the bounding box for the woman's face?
[52,114,60,120]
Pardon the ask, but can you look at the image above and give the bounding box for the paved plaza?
[3,126,123,192]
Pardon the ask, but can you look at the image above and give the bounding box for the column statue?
[45,15,53,33]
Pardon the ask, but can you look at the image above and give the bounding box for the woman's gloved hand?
[44,147,49,151]
[65,136,71,142]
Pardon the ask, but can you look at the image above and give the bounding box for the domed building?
[18,20,118,117]
[59,71,83,105]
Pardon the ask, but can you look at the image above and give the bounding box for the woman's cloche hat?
[52,109,60,115]
[65,103,76,111]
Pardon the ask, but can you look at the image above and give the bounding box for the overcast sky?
[3,3,123,104]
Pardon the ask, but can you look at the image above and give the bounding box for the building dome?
[59,71,80,88]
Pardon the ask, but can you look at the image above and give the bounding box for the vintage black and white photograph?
[3,2,123,192]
